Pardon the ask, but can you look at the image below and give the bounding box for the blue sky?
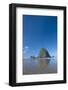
[23,15,57,58]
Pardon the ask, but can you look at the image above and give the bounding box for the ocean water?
[23,58,57,75]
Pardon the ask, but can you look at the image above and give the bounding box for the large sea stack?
[38,48,50,58]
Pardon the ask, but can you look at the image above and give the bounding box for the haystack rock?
[38,48,50,58]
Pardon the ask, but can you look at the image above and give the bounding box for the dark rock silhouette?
[30,56,36,59]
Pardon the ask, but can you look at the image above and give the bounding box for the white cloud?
[25,46,29,49]
[23,46,29,54]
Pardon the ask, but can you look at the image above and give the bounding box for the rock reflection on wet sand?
[23,58,57,75]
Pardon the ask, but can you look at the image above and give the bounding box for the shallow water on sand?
[23,58,57,75]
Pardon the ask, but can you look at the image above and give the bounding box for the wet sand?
[23,58,57,75]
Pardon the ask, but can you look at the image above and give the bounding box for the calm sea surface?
[23,58,57,75]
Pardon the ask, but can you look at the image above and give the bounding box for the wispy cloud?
[25,46,29,49]
[23,46,29,54]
